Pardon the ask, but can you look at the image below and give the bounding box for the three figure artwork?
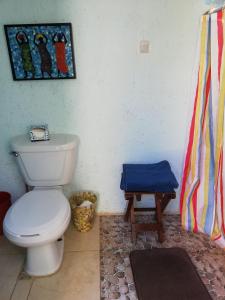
[5,23,76,80]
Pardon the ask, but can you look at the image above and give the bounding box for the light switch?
[139,40,150,54]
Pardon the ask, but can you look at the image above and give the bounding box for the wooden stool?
[124,191,176,242]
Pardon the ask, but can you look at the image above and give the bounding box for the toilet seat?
[4,189,71,247]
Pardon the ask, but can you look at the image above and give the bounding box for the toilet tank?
[11,134,78,187]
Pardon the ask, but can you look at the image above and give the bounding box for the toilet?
[3,133,78,276]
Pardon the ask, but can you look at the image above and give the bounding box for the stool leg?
[155,193,164,243]
[124,194,133,222]
[129,196,136,243]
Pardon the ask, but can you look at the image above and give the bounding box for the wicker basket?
[69,191,97,232]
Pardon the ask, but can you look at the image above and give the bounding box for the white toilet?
[3,133,78,276]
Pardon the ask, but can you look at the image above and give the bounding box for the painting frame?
[4,23,76,81]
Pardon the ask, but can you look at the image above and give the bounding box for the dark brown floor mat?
[130,247,212,300]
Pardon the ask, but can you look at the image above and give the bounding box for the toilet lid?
[4,189,70,236]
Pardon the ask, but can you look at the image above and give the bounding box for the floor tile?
[0,253,25,300]
[0,217,100,300]
[11,277,33,300]
[0,254,24,277]
[28,285,99,300]
[0,276,18,300]
[64,216,99,252]
[29,251,100,300]
[0,236,24,255]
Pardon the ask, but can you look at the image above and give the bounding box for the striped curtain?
[180,10,225,249]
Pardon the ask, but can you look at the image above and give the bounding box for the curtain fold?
[180,10,225,249]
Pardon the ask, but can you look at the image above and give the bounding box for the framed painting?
[4,23,76,80]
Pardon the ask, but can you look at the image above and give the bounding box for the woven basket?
[69,191,97,232]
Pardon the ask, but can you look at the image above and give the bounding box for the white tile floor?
[0,217,100,300]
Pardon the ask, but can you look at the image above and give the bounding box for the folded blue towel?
[120,160,179,192]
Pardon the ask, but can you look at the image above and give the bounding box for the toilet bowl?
[4,133,78,276]
[4,188,71,276]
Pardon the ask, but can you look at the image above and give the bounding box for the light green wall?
[0,0,207,212]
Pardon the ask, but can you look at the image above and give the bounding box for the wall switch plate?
[139,40,150,53]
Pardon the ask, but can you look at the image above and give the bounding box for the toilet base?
[25,236,64,276]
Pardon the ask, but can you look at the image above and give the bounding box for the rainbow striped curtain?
[180,9,225,249]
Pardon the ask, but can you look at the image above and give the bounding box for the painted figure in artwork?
[34,33,52,77]
[52,33,68,76]
[16,32,35,78]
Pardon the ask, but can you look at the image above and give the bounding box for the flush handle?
[10,151,19,157]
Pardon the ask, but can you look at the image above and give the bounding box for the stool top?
[120,160,178,192]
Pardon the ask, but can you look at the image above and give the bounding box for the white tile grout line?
[6,253,100,300]
[26,279,35,300]
[25,256,101,299]
[6,226,100,299]
[9,257,26,300]
[9,278,18,300]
